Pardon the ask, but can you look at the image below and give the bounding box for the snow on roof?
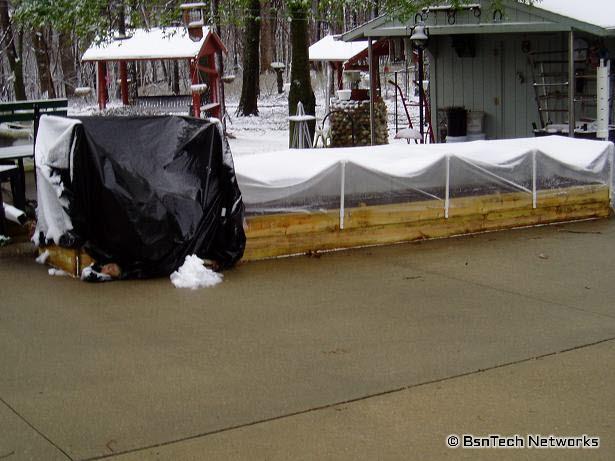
[533,0,615,30]
[82,27,210,61]
[309,35,369,62]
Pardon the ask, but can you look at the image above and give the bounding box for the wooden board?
[40,245,93,278]
[40,184,611,273]
[243,184,611,261]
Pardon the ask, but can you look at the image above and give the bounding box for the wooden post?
[325,62,330,115]
[119,60,129,106]
[97,61,107,110]
[209,55,220,119]
[418,46,424,144]
[191,60,201,118]
[368,37,375,146]
[568,30,575,138]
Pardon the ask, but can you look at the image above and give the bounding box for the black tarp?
[68,116,245,279]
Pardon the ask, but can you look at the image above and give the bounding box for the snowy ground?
[224,78,423,156]
[225,95,291,156]
[65,71,424,157]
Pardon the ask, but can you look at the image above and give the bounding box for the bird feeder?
[271,61,286,94]
[191,83,208,94]
[221,74,236,84]
[288,102,316,149]
[180,2,207,41]
[74,87,92,97]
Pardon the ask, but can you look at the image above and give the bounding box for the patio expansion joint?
[393,261,615,322]
[82,336,615,461]
[0,395,73,461]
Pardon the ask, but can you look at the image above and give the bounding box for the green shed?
[342,0,615,142]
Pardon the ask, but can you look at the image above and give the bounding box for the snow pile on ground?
[170,255,223,289]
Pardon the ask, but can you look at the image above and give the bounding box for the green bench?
[0,98,68,125]
[0,99,67,232]
[0,98,68,208]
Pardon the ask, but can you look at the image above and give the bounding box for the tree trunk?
[32,27,57,98]
[260,0,273,73]
[117,0,126,37]
[59,32,76,97]
[236,0,260,116]
[372,0,379,19]
[288,2,316,142]
[211,0,226,130]
[172,60,180,95]
[151,61,157,83]
[129,62,138,100]
[311,0,319,44]
[0,2,26,100]
[160,60,168,86]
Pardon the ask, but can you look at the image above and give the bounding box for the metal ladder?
[527,51,572,129]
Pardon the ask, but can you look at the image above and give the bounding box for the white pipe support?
[445,154,450,219]
[532,150,537,209]
[339,161,346,230]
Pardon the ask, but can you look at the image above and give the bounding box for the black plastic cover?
[69,116,245,279]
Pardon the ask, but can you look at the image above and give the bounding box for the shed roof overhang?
[342,0,615,41]
[367,22,570,37]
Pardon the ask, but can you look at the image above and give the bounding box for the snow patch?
[48,268,69,277]
[36,250,50,264]
[81,265,112,282]
[170,255,223,289]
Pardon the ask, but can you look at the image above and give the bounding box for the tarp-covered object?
[35,115,245,279]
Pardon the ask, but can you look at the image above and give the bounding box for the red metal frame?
[119,61,129,105]
[93,29,225,118]
[97,61,108,110]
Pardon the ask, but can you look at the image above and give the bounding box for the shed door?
[434,35,503,140]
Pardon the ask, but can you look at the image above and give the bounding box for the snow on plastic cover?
[33,115,81,246]
[234,136,614,216]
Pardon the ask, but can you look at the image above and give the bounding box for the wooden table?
[0,144,32,210]
[0,164,20,234]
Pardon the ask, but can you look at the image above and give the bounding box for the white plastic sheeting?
[33,115,81,245]
[234,136,614,217]
[2,203,26,224]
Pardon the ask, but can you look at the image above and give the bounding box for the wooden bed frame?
[41,184,611,277]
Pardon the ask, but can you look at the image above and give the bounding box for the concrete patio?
[1,217,614,460]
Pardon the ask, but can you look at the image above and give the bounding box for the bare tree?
[259,0,274,73]
[0,0,26,100]
[59,32,77,96]
[288,1,316,139]
[236,0,260,116]
[32,26,57,98]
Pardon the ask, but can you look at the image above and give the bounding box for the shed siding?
[433,33,569,140]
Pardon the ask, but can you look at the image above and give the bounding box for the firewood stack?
[330,97,388,147]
